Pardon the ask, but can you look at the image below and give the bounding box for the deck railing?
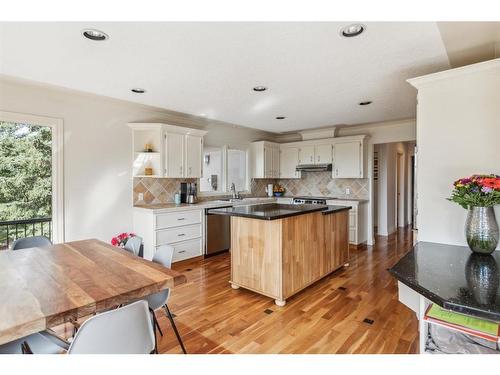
[0,218,52,250]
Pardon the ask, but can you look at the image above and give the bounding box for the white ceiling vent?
[299,127,337,140]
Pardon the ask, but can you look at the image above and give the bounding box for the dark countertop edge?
[388,266,500,322]
[208,205,351,221]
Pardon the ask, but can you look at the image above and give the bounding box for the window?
[200,145,248,194]
[200,147,223,193]
[227,149,247,192]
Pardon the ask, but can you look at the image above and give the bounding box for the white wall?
[409,59,500,249]
[0,76,274,243]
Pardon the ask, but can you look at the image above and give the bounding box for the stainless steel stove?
[292,197,327,205]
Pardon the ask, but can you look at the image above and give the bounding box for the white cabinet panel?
[170,238,203,262]
[252,141,280,178]
[165,132,185,178]
[156,223,202,245]
[185,135,203,178]
[298,145,315,165]
[315,144,333,164]
[333,141,362,178]
[263,146,273,177]
[279,147,301,179]
[271,146,280,178]
[155,210,202,229]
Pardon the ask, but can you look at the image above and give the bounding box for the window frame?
[199,145,250,196]
[0,110,65,244]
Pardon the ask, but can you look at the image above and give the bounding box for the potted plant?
[448,174,500,254]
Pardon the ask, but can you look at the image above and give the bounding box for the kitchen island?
[208,203,351,306]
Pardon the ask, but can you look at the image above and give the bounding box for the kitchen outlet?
[138,193,144,201]
[345,188,351,195]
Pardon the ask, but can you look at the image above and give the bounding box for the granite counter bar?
[208,203,351,220]
[209,203,351,306]
[389,242,500,321]
[389,241,500,353]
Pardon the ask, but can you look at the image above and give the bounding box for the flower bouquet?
[448,174,500,254]
[111,232,136,248]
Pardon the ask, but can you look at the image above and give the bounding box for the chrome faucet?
[230,183,241,199]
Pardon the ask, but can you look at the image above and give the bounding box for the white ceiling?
[0,22,450,133]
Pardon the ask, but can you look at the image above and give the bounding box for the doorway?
[0,111,63,249]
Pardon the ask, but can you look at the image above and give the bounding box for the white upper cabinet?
[298,144,332,165]
[165,132,185,178]
[185,134,203,178]
[279,147,301,179]
[298,145,315,165]
[251,141,280,178]
[315,143,333,164]
[129,123,206,178]
[332,138,365,178]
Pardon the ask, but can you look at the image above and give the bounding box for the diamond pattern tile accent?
[133,172,368,205]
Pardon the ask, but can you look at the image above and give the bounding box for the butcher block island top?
[0,239,186,345]
[209,204,351,306]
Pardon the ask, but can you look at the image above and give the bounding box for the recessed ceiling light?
[359,101,372,106]
[340,24,365,38]
[276,116,286,120]
[82,28,109,41]
[131,88,146,94]
[253,86,267,92]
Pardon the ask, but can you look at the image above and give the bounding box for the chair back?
[68,300,155,354]
[124,236,142,256]
[145,245,175,310]
[11,236,52,250]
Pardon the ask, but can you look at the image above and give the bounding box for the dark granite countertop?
[389,242,500,321]
[207,203,351,220]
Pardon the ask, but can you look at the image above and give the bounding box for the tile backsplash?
[133,177,276,205]
[133,173,368,205]
[278,172,369,199]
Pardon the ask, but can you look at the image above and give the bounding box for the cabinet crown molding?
[407,57,500,88]
[128,122,207,136]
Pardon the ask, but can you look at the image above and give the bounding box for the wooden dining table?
[0,239,187,345]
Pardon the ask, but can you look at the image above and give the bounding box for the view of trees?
[0,121,52,222]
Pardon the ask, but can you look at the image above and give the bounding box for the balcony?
[0,218,52,250]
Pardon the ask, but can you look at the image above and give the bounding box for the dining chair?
[144,245,187,354]
[124,235,143,256]
[0,300,155,354]
[10,235,52,250]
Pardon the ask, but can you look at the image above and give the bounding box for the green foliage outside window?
[0,121,52,247]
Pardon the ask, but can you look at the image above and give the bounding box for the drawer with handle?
[155,239,202,263]
[155,210,202,229]
[156,224,202,245]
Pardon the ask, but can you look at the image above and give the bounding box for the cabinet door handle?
[178,233,185,237]
[189,167,192,175]
[180,166,183,175]
[178,250,186,253]
[177,218,185,221]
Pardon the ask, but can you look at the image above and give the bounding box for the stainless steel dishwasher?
[205,207,231,256]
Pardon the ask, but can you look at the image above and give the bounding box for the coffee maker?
[180,182,197,204]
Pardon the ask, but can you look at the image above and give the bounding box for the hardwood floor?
[156,226,418,354]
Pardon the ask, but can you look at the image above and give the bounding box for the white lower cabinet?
[134,207,204,262]
[326,200,368,245]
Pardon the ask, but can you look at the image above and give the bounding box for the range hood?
[295,163,332,172]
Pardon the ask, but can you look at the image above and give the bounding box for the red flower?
[111,237,119,246]
[481,177,500,190]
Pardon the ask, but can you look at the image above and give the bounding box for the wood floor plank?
[152,225,417,354]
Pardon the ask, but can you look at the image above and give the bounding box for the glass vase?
[465,206,499,255]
